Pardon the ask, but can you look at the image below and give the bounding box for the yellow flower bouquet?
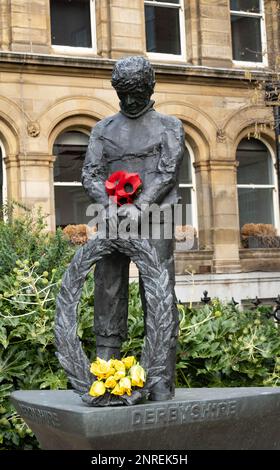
[89,356,146,398]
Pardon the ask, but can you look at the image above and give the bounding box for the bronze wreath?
[55,237,174,406]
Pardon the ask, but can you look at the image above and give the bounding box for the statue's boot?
[95,335,121,361]
[149,380,172,401]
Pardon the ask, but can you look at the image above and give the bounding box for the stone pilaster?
[0,0,11,51]
[108,0,145,59]
[10,0,50,54]
[4,153,20,204]
[264,0,280,68]
[194,160,213,251]
[196,0,232,67]
[210,160,241,273]
[18,153,55,231]
[95,0,111,57]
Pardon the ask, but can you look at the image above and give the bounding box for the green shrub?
[0,207,76,449]
[0,208,280,449]
[0,204,74,278]
[176,299,280,388]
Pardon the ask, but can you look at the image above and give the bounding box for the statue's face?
[117,88,151,115]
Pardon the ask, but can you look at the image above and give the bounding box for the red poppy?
[117,173,142,198]
[112,194,134,206]
[105,171,142,206]
[105,171,126,196]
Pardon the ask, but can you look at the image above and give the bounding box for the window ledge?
[51,46,97,56]
[232,60,267,69]
[0,51,273,82]
[240,248,280,257]
[147,52,186,63]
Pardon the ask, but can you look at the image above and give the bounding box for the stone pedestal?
[11,387,280,450]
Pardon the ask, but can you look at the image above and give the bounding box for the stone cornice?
[0,51,274,86]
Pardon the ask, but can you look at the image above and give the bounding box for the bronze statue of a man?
[82,56,185,401]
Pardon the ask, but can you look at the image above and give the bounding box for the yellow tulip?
[110,359,126,372]
[114,370,126,381]
[122,356,136,370]
[111,384,131,396]
[111,384,124,396]
[104,376,117,389]
[89,380,106,397]
[90,357,115,379]
[119,377,132,396]
[130,364,145,388]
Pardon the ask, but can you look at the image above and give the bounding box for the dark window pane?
[231,15,262,61]
[54,145,87,182]
[50,0,92,47]
[179,150,192,184]
[54,132,89,183]
[230,0,260,13]
[238,188,274,227]
[237,138,273,185]
[145,5,181,54]
[55,186,92,227]
[178,187,192,225]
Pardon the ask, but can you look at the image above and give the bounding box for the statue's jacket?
[82,106,186,211]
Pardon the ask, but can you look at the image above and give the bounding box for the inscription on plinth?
[132,400,237,426]
[17,403,60,428]
[11,388,280,450]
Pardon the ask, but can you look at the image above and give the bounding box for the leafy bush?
[176,299,280,388]
[0,205,74,278]
[0,209,280,449]
[0,207,75,449]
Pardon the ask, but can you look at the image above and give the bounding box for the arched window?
[53,130,91,227]
[237,138,277,228]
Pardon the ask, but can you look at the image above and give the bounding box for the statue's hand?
[118,204,140,223]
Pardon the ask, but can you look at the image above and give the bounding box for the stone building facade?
[0,0,280,302]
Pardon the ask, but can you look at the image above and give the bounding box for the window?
[178,148,194,226]
[237,138,277,229]
[144,0,185,58]
[50,0,95,50]
[0,142,6,212]
[230,0,266,64]
[53,131,91,227]
[175,144,197,249]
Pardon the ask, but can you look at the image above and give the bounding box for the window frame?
[50,0,97,55]
[0,141,7,209]
[178,141,197,232]
[53,130,90,227]
[144,0,186,62]
[237,138,280,232]
[230,0,267,67]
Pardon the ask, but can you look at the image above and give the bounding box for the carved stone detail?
[216,128,226,143]
[27,121,40,137]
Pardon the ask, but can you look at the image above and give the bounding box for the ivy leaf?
[0,327,9,349]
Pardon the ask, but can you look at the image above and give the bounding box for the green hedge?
[0,209,280,449]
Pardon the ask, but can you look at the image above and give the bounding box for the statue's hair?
[111,56,155,94]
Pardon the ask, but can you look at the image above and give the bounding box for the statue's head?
[111,56,155,116]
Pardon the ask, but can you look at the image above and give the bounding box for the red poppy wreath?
[105,171,142,206]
